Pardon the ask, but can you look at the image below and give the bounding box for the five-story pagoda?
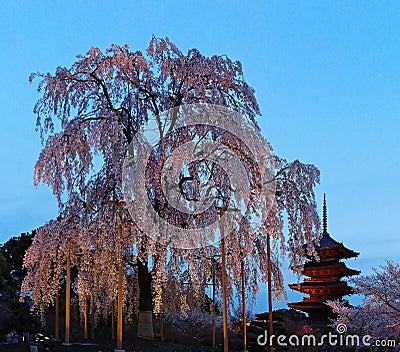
[288,194,360,321]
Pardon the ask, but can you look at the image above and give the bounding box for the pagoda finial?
[323,193,327,234]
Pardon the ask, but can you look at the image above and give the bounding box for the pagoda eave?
[288,301,329,312]
[302,261,360,278]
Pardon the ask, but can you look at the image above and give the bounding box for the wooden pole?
[111,300,115,340]
[221,236,229,352]
[84,296,88,339]
[160,311,165,341]
[65,237,71,344]
[91,300,95,340]
[117,201,124,350]
[218,207,229,352]
[102,200,126,350]
[267,232,273,352]
[241,254,247,351]
[55,292,59,339]
[211,261,216,348]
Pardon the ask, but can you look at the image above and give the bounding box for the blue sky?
[0,1,399,310]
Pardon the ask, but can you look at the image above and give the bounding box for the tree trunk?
[137,257,154,339]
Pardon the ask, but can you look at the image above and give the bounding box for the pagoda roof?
[304,260,360,274]
[303,260,360,276]
[290,281,348,288]
[315,232,339,248]
[314,232,359,257]
[302,232,359,259]
[304,260,347,268]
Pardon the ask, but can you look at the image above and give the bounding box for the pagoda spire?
[323,193,327,234]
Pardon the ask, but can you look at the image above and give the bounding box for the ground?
[0,340,224,352]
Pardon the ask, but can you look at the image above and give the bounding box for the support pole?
[160,311,165,341]
[221,236,228,352]
[91,301,95,340]
[218,207,229,352]
[212,261,216,348]
[55,292,59,339]
[117,201,124,350]
[84,296,88,339]
[267,232,273,352]
[111,300,115,340]
[65,237,71,344]
[241,254,247,351]
[102,200,126,351]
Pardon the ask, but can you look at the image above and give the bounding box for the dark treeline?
[0,231,38,338]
